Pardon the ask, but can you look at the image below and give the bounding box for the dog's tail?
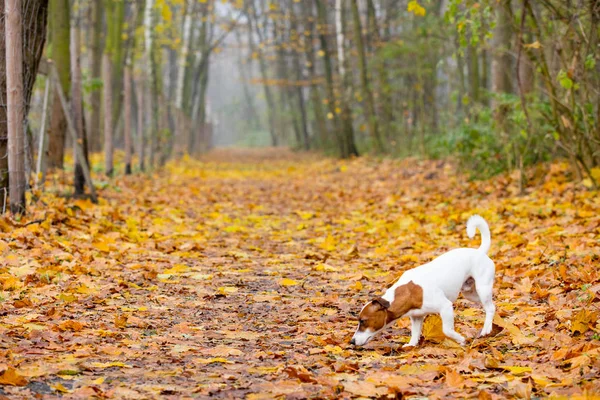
[466,215,491,254]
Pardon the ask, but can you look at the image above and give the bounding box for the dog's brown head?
[350,297,390,346]
[350,281,424,346]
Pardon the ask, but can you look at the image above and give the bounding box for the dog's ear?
[372,297,390,309]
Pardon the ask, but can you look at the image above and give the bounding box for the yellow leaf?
[91,362,132,369]
[407,0,426,16]
[500,365,532,375]
[92,377,105,385]
[571,309,597,335]
[163,264,189,275]
[524,41,542,49]
[349,281,363,291]
[279,278,299,286]
[217,286,238,295]
[319,234,336,251]
[51,383,72,393]
[422,315,446,343]
[196,357,233,364]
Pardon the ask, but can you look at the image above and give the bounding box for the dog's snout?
[350,338,356,345]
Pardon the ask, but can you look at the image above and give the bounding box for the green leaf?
[557,70,573,90]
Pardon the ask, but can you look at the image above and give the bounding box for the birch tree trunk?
[144,0,157,167]
[5,0,25,214]
[175,0,194,110]
[335,0,358,158]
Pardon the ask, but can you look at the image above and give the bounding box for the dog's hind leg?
[476,283,495,337]
[439,300,466,345]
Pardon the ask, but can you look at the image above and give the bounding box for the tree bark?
[351,0,382,152]
[303,1,327,148]
[0,0,47,195]
[48,0,70,169]
[102,52,113,176]
[175,0,194,110]
[88,0,103,152]
[335,0,358,158]
[491,0,513,98]
[124,64,132,174]
[315,0,343,154]
[5,0,25,214]
[136,76,145,171]
[71,0,88,195]
[247,0,278,146]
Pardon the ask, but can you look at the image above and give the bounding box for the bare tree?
[71,0,89,195]
[5,0,25,214]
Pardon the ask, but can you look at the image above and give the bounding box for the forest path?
[1,148,599,398]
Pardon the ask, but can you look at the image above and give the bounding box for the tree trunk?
[71,0,88,195]
[136,76,145,171]
[335,0,358,158]
[491,0,513,99]
[367,0,394,141]
[468,43,480,106]
[5,0,25,214]
[48,0,70,169]
[315,0,344,155]
[351,0,382,152]
[175,0,194,110]
[247,0,278,146]
[303,1,327,148]
[102,52,113,176]
[0,0,47,195]
[88,0,103,152]
[289,0,309,150]
[234,26,261,131]
[124,64,132,174]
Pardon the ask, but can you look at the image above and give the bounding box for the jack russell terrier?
[350,215,495,347]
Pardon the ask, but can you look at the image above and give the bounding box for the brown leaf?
[445,368,464,389]
[0,368,27,386]
[282,366,316,383]
[13,298,32,308]
[57,320,84,332]
[115,314,128,329]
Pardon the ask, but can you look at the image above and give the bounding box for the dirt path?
[1,149,599,398]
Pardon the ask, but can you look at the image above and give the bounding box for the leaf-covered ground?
[1,148,599,399]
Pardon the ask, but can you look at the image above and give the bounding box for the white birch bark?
[335,0,345,78]
[175,0,194,109]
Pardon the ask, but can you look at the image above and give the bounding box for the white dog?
[350,215,495,347]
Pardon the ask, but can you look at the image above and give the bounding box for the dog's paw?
[456,337,466,346]
[479,326,492,337]
[402,343,417,348]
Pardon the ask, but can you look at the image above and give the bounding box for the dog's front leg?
[403,316,424,347]
[439,301,466,345]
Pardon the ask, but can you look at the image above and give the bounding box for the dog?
[350,215,495,347]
